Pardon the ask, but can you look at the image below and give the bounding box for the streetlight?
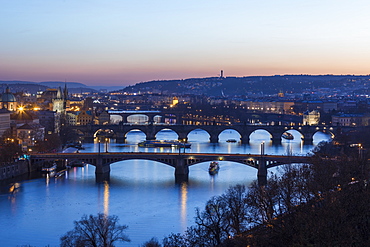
[105,138,109,152]
[350,143,363,159]
[260,141,265,157]
[358,143,363,159]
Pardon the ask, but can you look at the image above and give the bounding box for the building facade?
[0,109,11,137]
[0,87,17,111]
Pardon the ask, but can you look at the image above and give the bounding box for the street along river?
[0,129,330,246]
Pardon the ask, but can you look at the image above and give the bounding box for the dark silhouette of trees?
[162,184,250,246]
[0,128,22,162]
[60,213,130,247]
[34,133,61,152]
[162,233,187,247]
[141,237,161,247]
[194,196,231,245]
[160,147,369,246]
[245,178,279,226]
[221,184,249,235]
[0,142,22,162]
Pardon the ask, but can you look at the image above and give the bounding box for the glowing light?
[104,181,110,216]
[180,182,188,232]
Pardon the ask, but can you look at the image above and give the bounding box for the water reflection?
[104,181,109,215]
[180,182,188,232]
[0,130,332,247]
[8,183,20,211]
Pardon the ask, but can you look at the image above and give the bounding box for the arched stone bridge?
[30,152,312,184]
[73,123,346,145]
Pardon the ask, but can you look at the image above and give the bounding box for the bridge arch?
[105,157,177,168]
[108,110,163,124]
[127,114,149,124]
[281,129,304,141]
[124,128,147,143]
[312,129,334,142]
[218,129,242,142]
[31,152,313,184]
[187,128,211,142]
[249,129,274,142]
[110,114,123,124]
[94,129,116,139]
[155,128,179,140]
[71,124,344,145]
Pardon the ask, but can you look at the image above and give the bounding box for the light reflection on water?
[0,130,331,246]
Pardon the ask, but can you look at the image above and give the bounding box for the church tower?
[53,84,68,113]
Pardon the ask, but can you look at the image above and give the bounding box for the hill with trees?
[120,74,370,97]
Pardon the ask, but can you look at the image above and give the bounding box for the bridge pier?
[177,132,188,143]
[116,133,126,143]
[175,158,189,183]
[209,135,219,143]
[257,158,267,186]
[95,158,111,183]
[271,137,282,145]
[302,137,313,145]
[96,171,110,183]
[240,136,249,144]
[84,136,94,143]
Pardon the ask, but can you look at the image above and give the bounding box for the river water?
[0,129,330,246]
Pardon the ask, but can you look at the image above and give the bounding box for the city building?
[77,110,93,125]
[0,109,11,137]
[238,100,294,114]
[53,85,69,113]
[303,110,320,125]
[97,111,110,125]
[11,110,39,127]
[332,113,370,126]
[66,112,78,126]
[16,122,45,151]
[0,87,17,111]
[37,88,58,110]
[35,110,58,134]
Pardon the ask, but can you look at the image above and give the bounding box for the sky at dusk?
[1,0,370,86]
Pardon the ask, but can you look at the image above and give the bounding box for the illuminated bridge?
[30,152,312,184]
[72,123,348,145]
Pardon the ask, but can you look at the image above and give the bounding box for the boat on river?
[42,163,57,173]
[282,132,294,140]
[226,139,237,143]
[55,170,66,178]
[209,161,220,175]
[66,141,84,150]
[69,160,86,167]
[138,140,191,148]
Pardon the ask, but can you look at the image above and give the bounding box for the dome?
[0,87,16,102]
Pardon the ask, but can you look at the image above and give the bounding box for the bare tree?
[141,237,161,247]
[245,177,279,226]
[194,196,231,246]
[60,213,130,247]
[221,184,249,236]
[162,233,187,247]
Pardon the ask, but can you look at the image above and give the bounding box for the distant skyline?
[1,0,370,87]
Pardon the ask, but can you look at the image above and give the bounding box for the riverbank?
[0,160,31,181]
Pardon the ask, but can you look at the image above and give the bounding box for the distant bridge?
[30,152,312,184]
[73,123,345,145]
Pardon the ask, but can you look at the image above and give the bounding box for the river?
[0,129,330,246]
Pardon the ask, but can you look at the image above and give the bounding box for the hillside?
[120,75,370,96]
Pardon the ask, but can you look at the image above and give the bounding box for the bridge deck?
[31,152,311,168]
